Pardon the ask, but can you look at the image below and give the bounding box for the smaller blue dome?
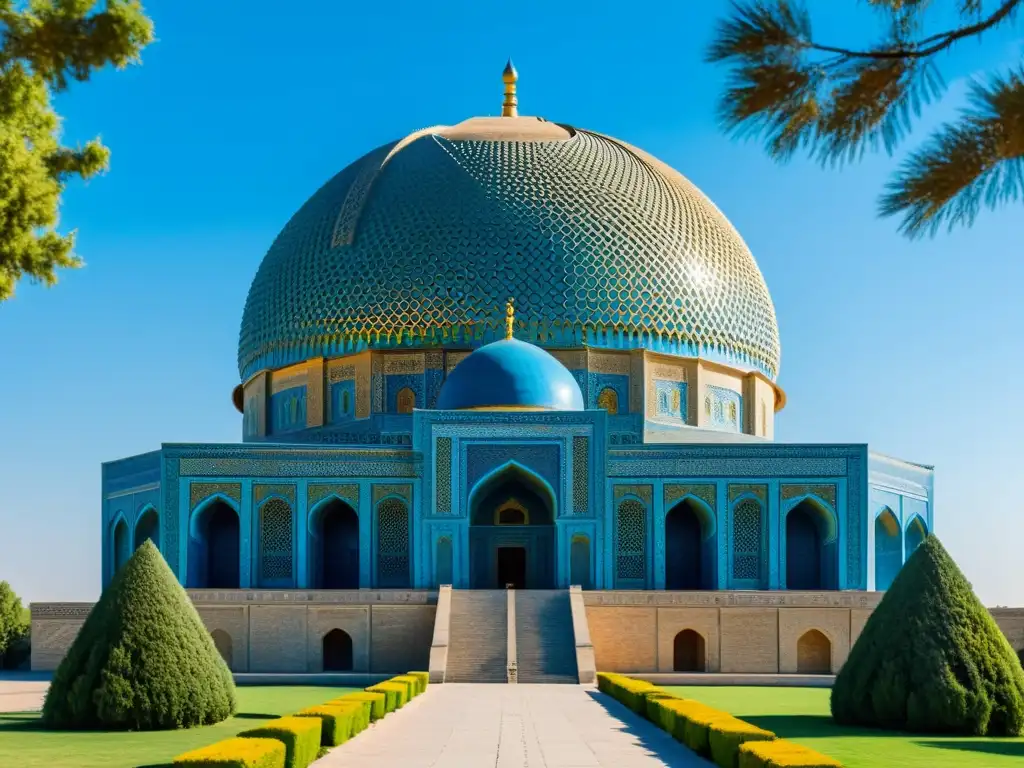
[436,339,585,411]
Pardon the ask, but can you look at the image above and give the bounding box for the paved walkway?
[0,678,48,713]
[315,684,712,767]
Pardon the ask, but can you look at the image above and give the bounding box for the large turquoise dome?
[436,338,585,411]
[238,115,780,382]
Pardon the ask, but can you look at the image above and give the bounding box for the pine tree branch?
[808,0,1021,59]
[879,68,1024,236]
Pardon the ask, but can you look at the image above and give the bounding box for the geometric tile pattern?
[238,126,779,381]
[259,498,293,583]
[615,499,647,582]
[732,499,762,581]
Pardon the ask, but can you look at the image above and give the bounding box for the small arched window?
[341,389,351,414]
[597,387,619,415]
[396,387,415,414]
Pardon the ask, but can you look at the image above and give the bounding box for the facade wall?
[32,591,436,673]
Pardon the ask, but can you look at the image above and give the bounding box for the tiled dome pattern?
[238,126,781,381]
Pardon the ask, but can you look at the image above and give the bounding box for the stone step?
[446,589,508,683]
[514,590,578,685]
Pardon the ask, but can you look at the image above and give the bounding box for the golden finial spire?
[501,58,518,118]
[505,297,515,340]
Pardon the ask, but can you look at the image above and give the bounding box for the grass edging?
[172,671,429,768]
[597,672,842,768]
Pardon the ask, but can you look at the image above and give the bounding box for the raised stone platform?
[637,673,834,687]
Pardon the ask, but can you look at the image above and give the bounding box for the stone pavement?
[0,677,49,713]
[315,683,713,767]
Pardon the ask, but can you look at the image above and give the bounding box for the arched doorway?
[785,500,837,590]
[113,518,130,575]
[797,629,831,674]
[874,508,901,590]
[322,629,353,672]
[312,499,359,589]
[469,464,556,589]
[134,507,159,551]
[665,499,714,590]
[905,516,927,560]
[188,500,240,589]
[211,629,233,669]
[673,630,706,672]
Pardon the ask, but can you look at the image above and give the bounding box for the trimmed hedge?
[333,691,386,721]
[294,705,361,747]
[42,541,236,730]
[366,681,409,712]
[408,670,430,692]
[173,736,285,768]
[739,740,843,768]
[389,675,420,700]
[597,672,824,768]
[240,716,321,768]
[709,716,776,767]
[832,535,1024,736]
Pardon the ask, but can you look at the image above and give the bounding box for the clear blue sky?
[1,1,1021,606]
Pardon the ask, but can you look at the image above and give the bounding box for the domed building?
[37,65,937,680]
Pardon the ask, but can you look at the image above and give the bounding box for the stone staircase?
[514,590,579,684]
[445,590,508,683]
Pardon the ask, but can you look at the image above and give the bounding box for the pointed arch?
[784,497,839,590]
[597,387,619,415]
[396,387,415,414]
[310,496,359,589]
[133,504,159,551]
[874,507,901,590]
[796,629,832,674]
[673,629,706,672]
[112,514,130,576]
[905,514,928,560]
[187,496,240,589]
[665,497,716,590]
[468,461,557,524]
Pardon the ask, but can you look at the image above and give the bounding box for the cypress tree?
[42,540,236,730]
[832,536,1024,735]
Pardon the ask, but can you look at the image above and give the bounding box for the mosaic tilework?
[664,483,715,511]
[572,436,589,514]
[269,387,307,434]
[162,457,180,577]
[377,498,410,587]
[189,482,241,509]
[259,498,293,582]
[238,129,779,381]
[329,380,356,423]
[465,443,560,498]
[435,437,452,514]
[307,483,359,510]
[615,499,647,582]
[732,499,763,581]
[254,483,296,506]
[707,385,742,432]
[781,483,837,509]
[654,380,688,421]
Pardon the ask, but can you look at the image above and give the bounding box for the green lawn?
[0,686,356,768]
[666,686,1024,768]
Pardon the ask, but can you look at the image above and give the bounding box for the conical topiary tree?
[832,535,1024,735]
[42,540,236,730]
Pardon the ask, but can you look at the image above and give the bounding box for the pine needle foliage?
[707,0,1024,237]
[0,1,153,302]
[41,540,237,731]
[831,535,1024,736]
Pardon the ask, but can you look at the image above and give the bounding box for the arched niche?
[874,507,901,590]
[310,497,359,589]
[905,515,928,561]
[187,498,240,589]
[665,497,716,590]
[322,628,353,672]
[796,629,831,674]
[673,629,706,672]
[570,534,592,590]
[785,497,838,590]
[376,497,410,588]
[112,516,130,575]
[134,505,159,551]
